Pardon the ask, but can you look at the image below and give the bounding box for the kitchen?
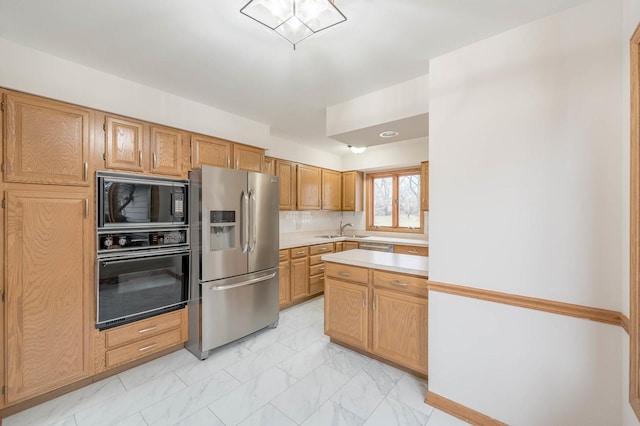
[0,0,636,425]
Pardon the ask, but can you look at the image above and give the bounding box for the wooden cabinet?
[95,308,187,372]
[278,250,291,306]
[264,156,276,176]
[4,92,91,186]
[335,242,344,252]
[5,189,92,403]
[309,243,333,296]
[191,134,232,169]
[342,171,363,211]
[343,241,359,251]
[150,125,184,177]
[105,115,145,173]
[233,144,264,172]
[421,161,429,211]
[372,288,428,375]
[297,164,321,210]
[321,169,341,210]
[324,278,369,350]
[394,244,429,257]
[277,160,296,211]
[290,256,309,301]
[324,263,428,376]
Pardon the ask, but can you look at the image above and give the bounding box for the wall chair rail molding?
[427,281,626,328]
[425,391,508,426]
[629,19,640,423]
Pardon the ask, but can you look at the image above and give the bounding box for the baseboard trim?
[428,281,624,328]
[426,391,508,426]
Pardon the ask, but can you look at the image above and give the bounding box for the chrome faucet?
[339,221,354,237]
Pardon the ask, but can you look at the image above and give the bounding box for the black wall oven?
[96,172,189,330]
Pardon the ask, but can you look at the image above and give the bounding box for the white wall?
[0,37,343,170]
[429,0,625,424]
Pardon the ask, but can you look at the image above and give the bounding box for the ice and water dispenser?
[209,210,236,251]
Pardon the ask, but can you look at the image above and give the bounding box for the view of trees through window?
[370,170,421,230]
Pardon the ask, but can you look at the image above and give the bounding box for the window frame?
[366,167,424,234]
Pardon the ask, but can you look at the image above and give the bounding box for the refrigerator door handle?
[208,272,277,291]
[249,190,257,252]
[241,190,249,253]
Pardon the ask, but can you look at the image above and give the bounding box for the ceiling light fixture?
[240,0,346,49]
[379,130,399,138]
[348,145,366,154]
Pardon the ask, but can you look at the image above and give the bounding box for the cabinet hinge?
[1,385,4,395]
[1,163,5,172]
[1,292,4,303]
[103,123,106,131]
[0,101,5,111]
[1,199,5,209]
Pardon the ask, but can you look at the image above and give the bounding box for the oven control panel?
[98,229,188,253]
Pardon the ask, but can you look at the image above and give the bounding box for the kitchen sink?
[314,234,341,238]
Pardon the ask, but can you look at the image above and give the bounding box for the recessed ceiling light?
[348,145,366,154]
[379,130,399,138]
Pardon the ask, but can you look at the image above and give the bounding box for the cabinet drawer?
[106,328,183,368]
[373,270,428,298]
[310,275,325,295]
[290,246,309,259]
[279,249,290,262]
[105,309,183,349]
[393,245,428,257]
[310,263,326,276]
[309,243,333,255]
[325,262,368,285]
[309,254,325,266]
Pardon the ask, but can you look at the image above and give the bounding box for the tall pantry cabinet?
[0,91,94,404]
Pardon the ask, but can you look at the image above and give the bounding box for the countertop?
[321,249,429,277]
[279,232,429,250]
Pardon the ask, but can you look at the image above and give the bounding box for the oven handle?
[208,272,276,291]
[99,249,189,265]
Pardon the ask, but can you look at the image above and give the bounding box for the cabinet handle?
[227,158,230,168]
[319,267,325,271]
[138,150,143,167]
[362,293,365,308]
[391,280,408,287]
[296,250,306,255]
[279,254,285,259]
[138,326,157,334]
[138,343,157,352]
[236,159,239,169]
[153,152,157,169]
[373,295,376,311]
[408,250,419,254]
[319,247,327,251]
[338,271,351,277]
[85,199,89,218]
[83,162,88,181]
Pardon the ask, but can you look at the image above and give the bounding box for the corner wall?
[428,0,625,424]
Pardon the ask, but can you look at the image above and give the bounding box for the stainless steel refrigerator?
[187,166,279,359]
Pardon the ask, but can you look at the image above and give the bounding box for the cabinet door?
[343,241,359,251]
[297,164,321,210]
[6,189,92,403]
[4,92,90,186]
[421,161,429,211]
[191,134,231,169]
[150,125,183,177]
[105,115,144,172]
[279,260,291,306]
[372,288,427,374]
[342,171,363,211]
[321,169,341,210]
[277,160,296,211]
[264,157,276,176]
[324,278,368,350]
[233,144,264,172]
[290,257,309,300]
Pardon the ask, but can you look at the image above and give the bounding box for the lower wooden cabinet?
[324,278,369,350]
[372,288,428,375]
[95,308,188,373]
[5,189,93,404]
[393,244,428,257]
[290,257,310,301]
[343,241,359,251]
[324,262,428,376]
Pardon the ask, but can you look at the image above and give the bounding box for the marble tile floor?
[5,297,467,426]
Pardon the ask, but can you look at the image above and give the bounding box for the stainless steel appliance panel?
[358,242,394,252]
[201,166,248,281]
[247,172,279,274]
[201,268,279,351]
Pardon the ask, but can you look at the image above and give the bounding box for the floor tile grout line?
[386,394,433,424]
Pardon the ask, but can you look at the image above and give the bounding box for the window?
[367,168,423,233]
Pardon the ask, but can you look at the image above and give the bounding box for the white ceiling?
[0,0,589,155]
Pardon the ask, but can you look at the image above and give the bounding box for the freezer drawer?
[200,267,279,352]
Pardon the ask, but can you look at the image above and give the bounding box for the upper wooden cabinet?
[191,134,232,169]
[105,115,144,173]
[421,161,429,211]
[3,92,91,186]
[264,156,276,176]
[5,189,92,403]
[342,171,363,211]
[277,160,296,211]
[150,125,183,177]
[233,144,264,172]
[297,164,321,210]
[321,169,341,210]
